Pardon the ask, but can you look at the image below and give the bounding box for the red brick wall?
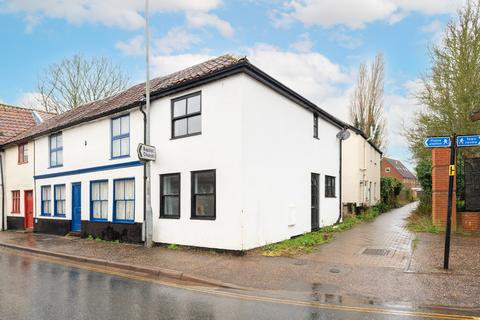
[459,212,480,232]
[431,148,456,230]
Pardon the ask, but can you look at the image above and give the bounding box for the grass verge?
[262,208,380,257]
[406,211,439,234]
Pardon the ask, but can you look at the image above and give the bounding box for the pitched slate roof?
[384,157,416,179]
[2,53,346,146]
[0,104,55,145]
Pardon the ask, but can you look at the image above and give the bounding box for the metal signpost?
[424,134,480,269]
[424,135,455,269]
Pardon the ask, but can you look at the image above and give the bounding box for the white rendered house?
[341,126,382,212]
[4,55,346,250]
[0,105,53,231]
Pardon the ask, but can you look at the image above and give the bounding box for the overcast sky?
[0,0,467,168]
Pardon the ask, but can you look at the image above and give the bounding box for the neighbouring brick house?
[381,157,417,189]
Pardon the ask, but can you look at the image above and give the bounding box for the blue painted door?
[71,183,81,232]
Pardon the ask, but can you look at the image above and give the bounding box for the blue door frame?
[71,183,81,232]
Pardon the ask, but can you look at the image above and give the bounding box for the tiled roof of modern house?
[384,157,416,179]
[0,104,55,145]
[2,53,346,146]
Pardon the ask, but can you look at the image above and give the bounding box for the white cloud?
[328,30,363,49]
[186,12,234,37]
[0,0,224,31]
[247,44,352,120]
[273,0,464,29]
[290,33,314,52]
[155,27,201,54]
[116,35,144,56]
[421,19,445,45]
[16,91,44,110]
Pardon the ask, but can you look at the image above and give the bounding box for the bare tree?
[36,55,130,113]
[350,53,387,151]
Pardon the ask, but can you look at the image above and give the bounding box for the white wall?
[34,110,144,224]
[149,73,341,250]
[4,142,35,222]
[150,74,244,250]
[341,129,381,207]
[240,75,341,249]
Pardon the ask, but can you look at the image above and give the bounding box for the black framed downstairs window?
[191,170,215,220]
[325,175,336,198]
[160,173,180,218]
[171,92,201,139]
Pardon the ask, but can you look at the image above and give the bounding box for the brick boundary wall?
[459,212,480,232]
[432,148,457,230]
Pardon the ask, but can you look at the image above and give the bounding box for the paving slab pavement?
[0,203,479,310]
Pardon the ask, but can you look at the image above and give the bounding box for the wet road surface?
[0,248,476,320]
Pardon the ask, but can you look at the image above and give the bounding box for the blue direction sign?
[457,135,480,147]
[424,136,451,148]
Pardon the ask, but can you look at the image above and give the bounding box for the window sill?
[110,155,130,160]
[49,165,63,169]
[112,220,135,224]
[171,132,202,140]
[190,216,216,221]
[11,212,20,214]
[17,162,28,165]
[313,137,319,140]
[40,214,51,217]
[159,215,180,219]
[54,214,66,218]
[90,218,108,222]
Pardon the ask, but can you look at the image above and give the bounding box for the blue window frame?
[49,132,63,167]
[54,184,66,216]
[111,114,130,159]
[90,180,108,221]
[113,178,135,223]
[41,186,51,216]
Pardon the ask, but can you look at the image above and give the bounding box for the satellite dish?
[336,129,351,140]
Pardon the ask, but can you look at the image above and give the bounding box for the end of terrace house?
[1,54,351,251]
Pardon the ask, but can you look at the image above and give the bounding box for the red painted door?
[24,191,33,229]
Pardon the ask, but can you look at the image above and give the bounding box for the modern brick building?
[380,157,417,189]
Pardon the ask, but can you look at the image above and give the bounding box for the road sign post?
[443,134,456,270]
[424,134,455,270]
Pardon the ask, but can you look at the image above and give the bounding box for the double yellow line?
[4,248,478,320]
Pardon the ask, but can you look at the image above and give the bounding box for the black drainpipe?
[336,132,344,224]
[139,101,147,238]
[0,151,5,231]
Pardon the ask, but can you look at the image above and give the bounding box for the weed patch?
[407,211,439,234]
[261,212,380,257]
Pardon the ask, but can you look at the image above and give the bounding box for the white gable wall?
[341,129,381,208]
[150,74,244,250]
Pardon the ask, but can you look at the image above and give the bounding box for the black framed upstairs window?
[171,92,201,139]
[325,175,336,198]
[313,114,319,139]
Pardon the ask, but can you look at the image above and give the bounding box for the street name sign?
[456,135,480,147]
[424,136,451,148]
[137,143,156,162]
